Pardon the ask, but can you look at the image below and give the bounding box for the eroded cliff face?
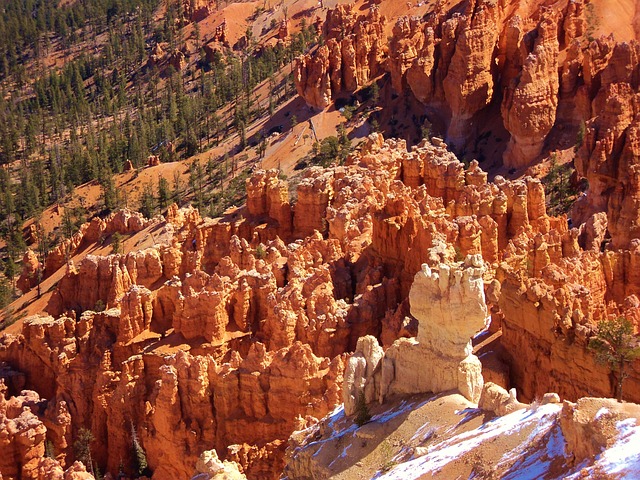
[2,130,640,478]
[0,381,94,480]
[295,0,640,175]
[294,4,386,109]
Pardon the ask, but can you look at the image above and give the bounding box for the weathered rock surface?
[477,382,526,416]
[295,0,640,180]
[343,255,488,414]
[191,449,246,480]
[3,124,640,479]
[0,381,94,480]
[501,13,560,168]
[560,397,640,464]
[295,5,386,108]
[17,249,40,294]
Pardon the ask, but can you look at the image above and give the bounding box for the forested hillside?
[0,0,321,309]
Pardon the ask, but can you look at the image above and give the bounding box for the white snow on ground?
[377,404,563,479]
[329,443,352,468]
[566,417,640,480]
[372,399,429,424]
[498,422,566,480]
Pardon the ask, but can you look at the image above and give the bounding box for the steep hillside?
[1,0,640,479]
[285,391,640,480]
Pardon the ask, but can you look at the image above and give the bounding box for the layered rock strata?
[2,131,640,478]
[0,381,94,480]
[296,0,640,179]
[294,4,386,109]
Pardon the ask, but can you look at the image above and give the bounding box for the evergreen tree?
[157,177,170,211]
[588,317,640,402]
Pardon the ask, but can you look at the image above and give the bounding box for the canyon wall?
[296,0,640,175]
[2,130,640,478]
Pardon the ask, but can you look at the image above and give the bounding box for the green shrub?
[354,391,371,427]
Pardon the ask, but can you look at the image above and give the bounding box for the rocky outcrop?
[477,382,526,415]
[573,82,640,249]
[379,256,487,403]
[293,0,640,177]
[184,0,212,23]
[17,249,40,294]
[4,126,640,479]
[560,397,640,464]
[192,449,246,480]
[501,13,560,168]
[0,382,94,480]
[169,49,187,71]
[442,0,505,149]
[245,169,292,238]
[343,255,488,413]
[294,5,385,108]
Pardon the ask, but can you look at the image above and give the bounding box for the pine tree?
[111,232,123,255]
[589,317,640,402]
[354,391,371,427]
[157,177,170,210]
[131,425,149,476]
[73,428,95,472]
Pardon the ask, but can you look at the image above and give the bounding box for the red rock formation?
[442,0,505,149]
[17,249,40,294]
[147,43,165,69]
[123,159,134,172]
[573,82,640,249]
[169,50,187,71]
[502,13,560,168]
[560,397,640,464]
[0,382,94,480]
[246,169,293,238]
[295,5,386,108]
[296,0,640,175]
[202,43,222,64]
[183,0,213,22]
[277,20,289,40]
[4,122,640,479]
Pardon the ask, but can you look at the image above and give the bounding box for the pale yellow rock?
[343,256,489,410]
[343,335,384,416]
[478,382,527,416]
[192,449,246,480]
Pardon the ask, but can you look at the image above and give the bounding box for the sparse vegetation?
[255,244,267,259]
[45,440,56,459]
[380,459,398,473]
[94,299,106,312]
[0,0,320,273]
[354,391,372,427]
[311,125,351,167]
[588,317,640,402]
[73,428,96,474]
[544,154,580,216]
[111,232,124,255]
[342,104,356,121]
[575,121,586,152]
[131,425,150,476]
[0,308,27,331]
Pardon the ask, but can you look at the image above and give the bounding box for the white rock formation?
[191,449,246,480]
[343,255,489,412]
[478,382,527,416]
[343,336,384,416]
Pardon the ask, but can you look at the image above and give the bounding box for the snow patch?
[377,404,562,480]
